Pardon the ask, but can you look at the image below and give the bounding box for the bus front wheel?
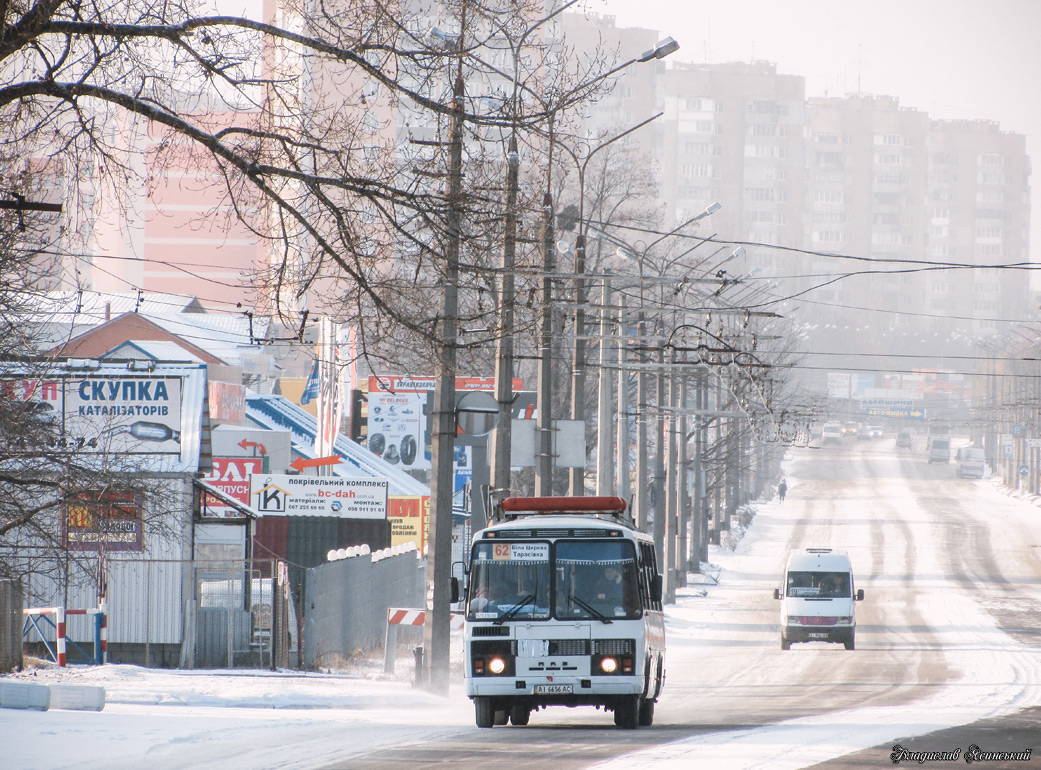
[638,698,655,726]
[475,697,494,728]
[613,696,640,729]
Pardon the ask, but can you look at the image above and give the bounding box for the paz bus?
[461,496,665,728]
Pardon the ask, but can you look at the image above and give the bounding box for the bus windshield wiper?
[493,594,536,625]
[568,595,613,624]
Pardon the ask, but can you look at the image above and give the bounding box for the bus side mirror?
[650,573,663,603]
[773,588,781,600]
[856,589,865,601]
[450,577,460,604]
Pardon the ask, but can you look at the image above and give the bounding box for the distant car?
[896,430,912,448]
[868,426,884,438]
[928,436,951,463]
[956,447,985,478]
[821,422,843,445]
[855,424,870,441]
[842,422,857,436]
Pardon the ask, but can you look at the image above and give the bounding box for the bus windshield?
[466,539,642,622]
[555,541,640,621]
[467,542,551,621]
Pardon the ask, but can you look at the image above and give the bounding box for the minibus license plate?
[535,684,572,694]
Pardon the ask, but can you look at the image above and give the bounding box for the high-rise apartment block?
[569,12,1031,350]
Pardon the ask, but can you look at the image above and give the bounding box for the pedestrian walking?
[778,479,788,502]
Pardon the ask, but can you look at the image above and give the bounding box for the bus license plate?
[534,684,572,695]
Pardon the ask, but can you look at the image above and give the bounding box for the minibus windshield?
[786,571,850,598]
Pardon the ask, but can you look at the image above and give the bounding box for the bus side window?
[638,542,662,612]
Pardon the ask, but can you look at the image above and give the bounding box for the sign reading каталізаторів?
[249,474,389,519]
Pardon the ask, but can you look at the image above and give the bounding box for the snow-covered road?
[5,441,1041,769]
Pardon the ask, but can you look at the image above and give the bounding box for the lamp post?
[528,35,679,497]
[596,204,721,556]
[561,111,666,496]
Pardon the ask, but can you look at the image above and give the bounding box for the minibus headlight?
[488,657,507,675]
[600,657,618,674]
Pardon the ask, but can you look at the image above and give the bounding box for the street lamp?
[533,39,680,496]
[561,111,667,496]
[601,204,721,576]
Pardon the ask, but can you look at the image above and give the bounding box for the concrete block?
[48,684,106,711]
[0,681,50,711]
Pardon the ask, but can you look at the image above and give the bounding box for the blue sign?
[866,407,925,419]
[1019,464,1029,478]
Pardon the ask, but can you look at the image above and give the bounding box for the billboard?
[63,490,145,552]
[388,495,429,552]
[365,375,526,473]
[3,375,183,454]
[249,473,388,519]
[201,457,264,518]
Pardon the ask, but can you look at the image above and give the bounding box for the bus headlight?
[593,655,633,675]
[488,657,507,675]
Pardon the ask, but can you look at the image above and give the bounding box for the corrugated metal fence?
[15,550,429,671]
[304,547,426,669]
[0,580,23,673]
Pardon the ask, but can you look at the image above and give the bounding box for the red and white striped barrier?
[23,606,107,667]
[386,608,464,629]
[384,608,463,675]
[98,602,108,664]
[56,607,66,667]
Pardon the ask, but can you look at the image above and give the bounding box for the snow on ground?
[4,451,1041,770]
[2,663,477,770]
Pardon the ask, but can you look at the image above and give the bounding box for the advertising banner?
[366,375,525,472]
[208,380,246,422]
[249,473,388,519]
[201,457,264,517]
[367,387,426,469]
[388,495,429,552]
[3,375,183,454]
[63,490,144,552]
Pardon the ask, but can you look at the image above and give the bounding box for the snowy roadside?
[0,644,476,770]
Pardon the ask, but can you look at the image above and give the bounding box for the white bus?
[461,496,665,729]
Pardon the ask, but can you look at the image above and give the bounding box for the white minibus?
[462,496,665,729]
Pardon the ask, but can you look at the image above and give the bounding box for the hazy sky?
[594,0,1041,261]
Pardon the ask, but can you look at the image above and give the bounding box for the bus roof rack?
[495,496,632,525]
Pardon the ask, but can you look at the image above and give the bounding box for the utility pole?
[635,313,650,532]
[568,233,587,496]
[535,187,555,495]
[664,346,678,602]
[424,64,465,695]
[596,276,613,495]
[490,135,520,503]
[677,371,689,587]
[616,335,631,507]
[653,341,666,570]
